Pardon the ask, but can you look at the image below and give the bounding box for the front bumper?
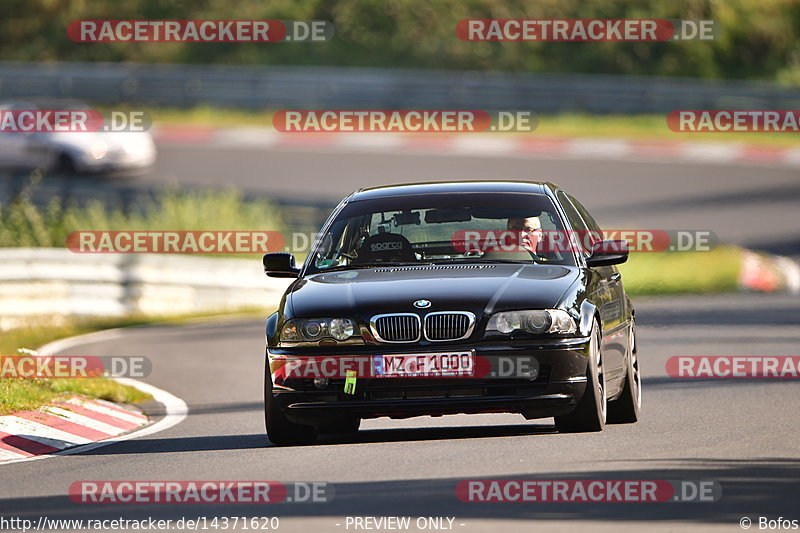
[267,337,591,424]
[78,149,156,172]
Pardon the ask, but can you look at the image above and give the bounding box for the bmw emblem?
[414,299,432,309]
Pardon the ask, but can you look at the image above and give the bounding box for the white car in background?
[0,100,156,174]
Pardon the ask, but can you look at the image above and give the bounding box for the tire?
[264,372,317,446]
[555,320,606,433]
[57,153,78,175]
[607,321,641,424]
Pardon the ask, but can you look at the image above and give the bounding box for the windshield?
[306,192,576,273]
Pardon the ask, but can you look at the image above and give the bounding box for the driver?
[507,216,544,254]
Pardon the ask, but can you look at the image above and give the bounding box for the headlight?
[486,309,576,335]
[280,318,357,342]
[329,318,355,340]
[89,141,108,159]
[302,320,323,339]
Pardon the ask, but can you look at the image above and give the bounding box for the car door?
[0,131,30,167]
[556,191,626,388]
[564,192,629,391]
[0,131,54,169]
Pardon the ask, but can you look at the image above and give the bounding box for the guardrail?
[1,61,798,113]
[0,248,291,326]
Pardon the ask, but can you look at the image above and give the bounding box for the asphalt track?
[137,144,800,257]
[1,145,799,532]
[0,293,799,532]
[8,142,799,256]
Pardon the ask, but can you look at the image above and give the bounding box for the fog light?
[314,378,329,390]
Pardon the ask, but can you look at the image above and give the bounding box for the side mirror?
[586,240,629,267]
[263,253,300,278]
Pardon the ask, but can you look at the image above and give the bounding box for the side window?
[557,191,592,258]
[556,191,587,231]
[567,193,607,254]
[567,193,602,233]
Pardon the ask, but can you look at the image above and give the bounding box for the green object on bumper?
[344,370,357,395]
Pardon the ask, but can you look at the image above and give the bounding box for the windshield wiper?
[317,262,433,273]
[431,258,532,264]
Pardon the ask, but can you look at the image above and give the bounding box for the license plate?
[374,351,474,378]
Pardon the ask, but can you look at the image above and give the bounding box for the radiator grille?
[372,314,421,342]
[371,312,476,343]
[424,312,475,341]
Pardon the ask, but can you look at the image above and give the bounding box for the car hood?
[286,263,581,320]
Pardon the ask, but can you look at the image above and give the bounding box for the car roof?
[349,181,558,202]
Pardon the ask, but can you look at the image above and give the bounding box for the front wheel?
[555,320,606,433]
[607,321,641,424]
[264,371,317,446]
[57,152,78,174]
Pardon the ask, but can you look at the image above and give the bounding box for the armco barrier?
[0,248,291,326]
[1,61,798,113]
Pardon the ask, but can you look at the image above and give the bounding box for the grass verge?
[620,246,742,296]
[0,309,265,415]
[0,174,283,256]
[0,378,152,416]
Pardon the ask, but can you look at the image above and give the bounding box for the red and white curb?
[0,329,188,465]
[739,251,800,294]
[153,126,800,167]
[0,396,147,462]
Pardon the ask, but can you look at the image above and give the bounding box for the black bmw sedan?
[262,181,640,445]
